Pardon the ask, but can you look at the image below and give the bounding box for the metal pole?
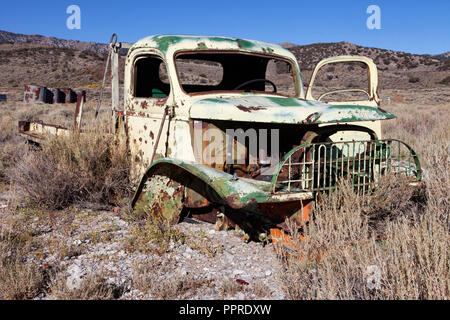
[94,33,117,120]
[150,106,170,164]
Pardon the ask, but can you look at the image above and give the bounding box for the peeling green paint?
[132,158,265,209]
[236,38,255,50]
[200,98,231,104]
[132,35,285,56]
[190,96,395,124]
[265,96,302,106]
[152,35,184,52]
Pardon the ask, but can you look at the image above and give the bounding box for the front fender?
[132,158,274,210]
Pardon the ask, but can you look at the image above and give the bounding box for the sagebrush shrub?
[7,127,131,209]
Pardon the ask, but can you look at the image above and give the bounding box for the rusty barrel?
[23,85,51,103]
[60,88,77,103]
[48,88,65,104]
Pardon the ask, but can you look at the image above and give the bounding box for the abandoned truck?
[18,34,422,242]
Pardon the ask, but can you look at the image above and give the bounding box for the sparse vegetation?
[281,174,448,299]
[48,273,120,300]
[279,102,449,300]
[132,262,211,299]
[0,229,49,299]
[124,215,186,255]
[438,76,450,85]
[6,126,132,210]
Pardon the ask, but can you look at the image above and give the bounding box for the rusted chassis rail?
[17,92,86,140]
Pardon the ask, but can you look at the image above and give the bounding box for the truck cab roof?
[129,35,297,60]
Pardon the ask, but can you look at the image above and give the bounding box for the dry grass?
[280,102,449,300]
[281,180,448,299]
[0,212,50,299]
[123,218,186,255]
[0,97,112,182]
[132,260,210,299]
[47,272,120,300]
[216,277,271,299]
[6,126,131,210]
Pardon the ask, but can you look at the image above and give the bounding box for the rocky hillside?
[0,30,109,54]
[433,51,450,61]
[282,41,445,71]
[0,30,448,90]
[282,41,450,89]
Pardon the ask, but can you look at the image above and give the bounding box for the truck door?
[126,53,172,182]
[305,56,382,140]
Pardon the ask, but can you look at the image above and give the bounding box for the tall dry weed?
[6,126,131,209]
[281,103,449,299]
[0,226,49,299]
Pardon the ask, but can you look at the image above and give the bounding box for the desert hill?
[0,30,449,91]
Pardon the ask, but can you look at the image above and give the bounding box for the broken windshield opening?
[174,51,297,97]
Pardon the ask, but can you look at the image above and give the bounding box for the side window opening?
[134,55,170,98]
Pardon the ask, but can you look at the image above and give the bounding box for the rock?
[236,292,245,300]
[179,269,188,276]
[233,269,245,277]
[66,264,86,290]
[183,253,192,259]
[265,270,272,276]
[365,265,382,290]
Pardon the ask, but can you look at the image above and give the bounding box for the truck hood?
[189,96,395,124]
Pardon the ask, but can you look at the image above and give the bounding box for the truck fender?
[131,158,272,210]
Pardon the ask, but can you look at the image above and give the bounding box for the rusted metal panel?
[74,90,87,103]
[132,158,315,211]
[189,96,395,125]
[305,56,380,105]
[18,120,69,140]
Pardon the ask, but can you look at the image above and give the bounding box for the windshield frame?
[172,49,301,98]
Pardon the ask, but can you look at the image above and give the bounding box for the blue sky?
[0,0,449,54]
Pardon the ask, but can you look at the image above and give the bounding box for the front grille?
[271,139,421,195]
